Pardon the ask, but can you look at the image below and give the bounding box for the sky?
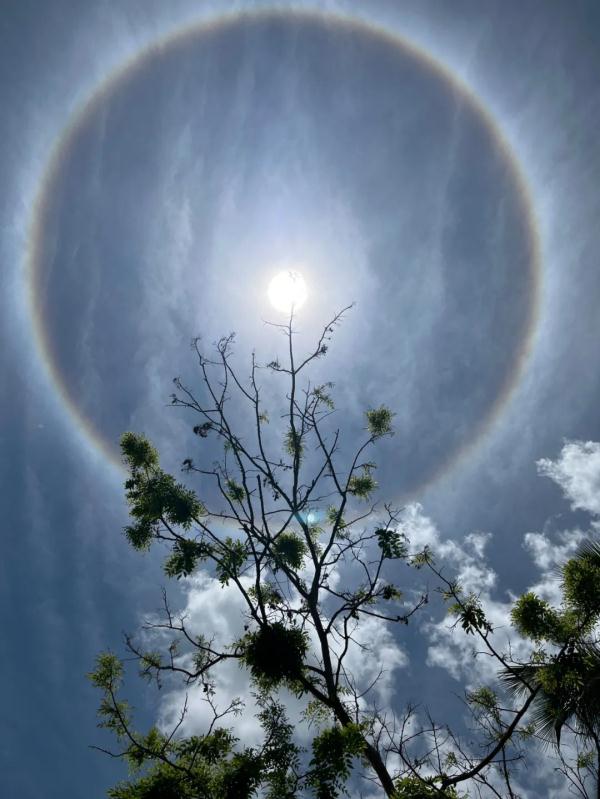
[1,1,600,796]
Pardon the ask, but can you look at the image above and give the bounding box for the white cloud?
[537,439,600,516]
[523,527,585,571]
[401,505,496,595]
[393,450,600,798]
[523,527,586,605]
[336,614,408,706]
[151,563,407,747]
[147,442,600,795]
[395,504,507,683]
[400,502,441,553]
[400,504,497,596]
[154,573,262,742]
[401,443,600,685]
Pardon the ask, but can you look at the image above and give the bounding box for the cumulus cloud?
[153,573,262,742]
[523,526,585,572]
[335,613,408,707]
[150,562,407,748]
[400,502,441,553]
[154,572,314,746]
[401,503,497,595]
[412,441,600,688]
[391,503,507,681]
[522,528,587,605]
[537,439,600,516]
[384,445,600,798]
[146,441,600,796]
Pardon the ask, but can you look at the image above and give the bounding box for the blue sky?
[2,1,600,796]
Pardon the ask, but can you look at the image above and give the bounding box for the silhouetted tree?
[89,310,600,798]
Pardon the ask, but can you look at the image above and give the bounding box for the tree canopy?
[90,311,600,798]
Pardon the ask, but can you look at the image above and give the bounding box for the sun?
[267,270,308,313]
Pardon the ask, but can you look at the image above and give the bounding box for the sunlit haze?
[4,5,600,797]
[267,270,308,314]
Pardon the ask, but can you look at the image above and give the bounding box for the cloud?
[522,528,586,605]
[387,448,600,798]
[394,503,507,682]
[153,573,262,742]
[523,527,586,572]
[400,502,441,553]
[537,439,600,517]
[414,442,600,685]
[152,563,407,747]
[401,503,497,595]
[145,442,600,795]
[335,613,408,707]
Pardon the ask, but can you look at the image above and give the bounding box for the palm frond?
[575,537,600,567]
[499,664,542,698]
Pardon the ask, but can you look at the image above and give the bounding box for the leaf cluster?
[90,653,301,799]
[308,723,366,799]
[393,776,461,798]
[449,594,492,636]
[503,539,600,747]
[122,433,204,544]
[215,538,248,585]
[376,528,408,560]
[272,532,308,571]
[347,468,377,500]
[164,539,213,579]
[241,622,309,690]
[365,406,394,438]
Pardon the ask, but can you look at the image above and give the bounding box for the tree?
[89,310,600,798]
[501,540,600,798]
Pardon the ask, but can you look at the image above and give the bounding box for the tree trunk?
[333,699,396,796]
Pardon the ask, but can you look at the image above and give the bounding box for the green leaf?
[313,383,335,410]
[348,468,377,499]
[284,429,304,459]
[272,532,307,571]
[215,538,247,585]
[241,623,308,689]
[126,470,204,530]
[562,546,600,618]
[164,538,212,579]
[376,528,407,559]
[365,406,394,437]
[450,594,492,635]
[381,584,403,601]
[226,479,246,503]
[120,432,159,470]
[88,652,124,691]
[124,519,155,550]
[308,723,366,799]
[393,776,461,798]
[510,592,562,642]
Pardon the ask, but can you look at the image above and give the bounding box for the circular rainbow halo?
[267,270,308,314]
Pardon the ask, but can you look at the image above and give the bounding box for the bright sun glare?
[267,270,308,313]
